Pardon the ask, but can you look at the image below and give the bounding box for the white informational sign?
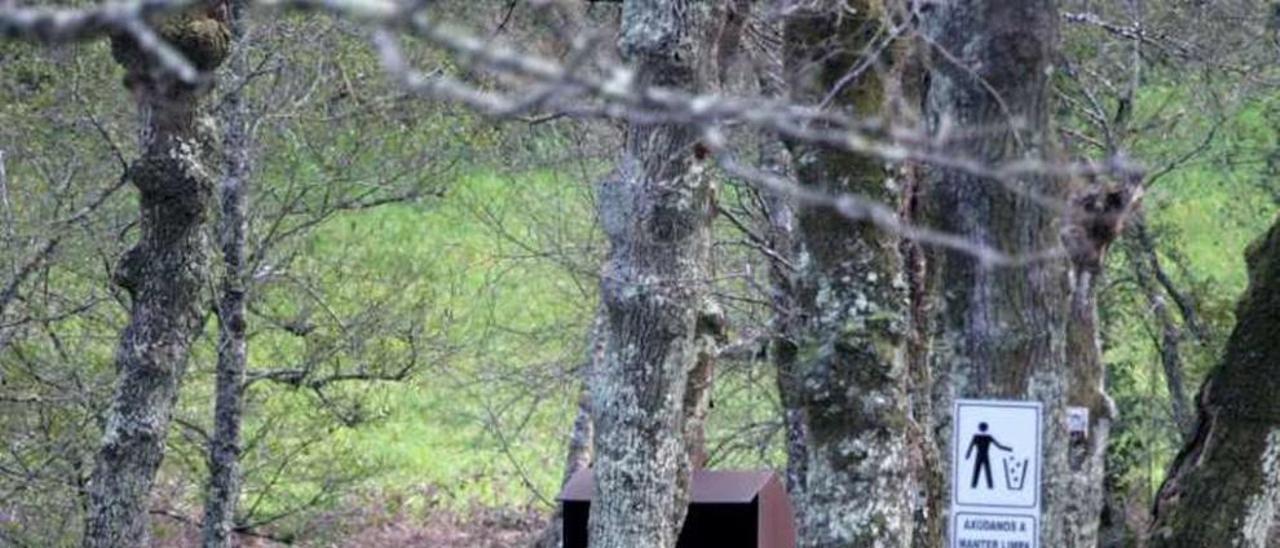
[1067,406,1089,439]
[951,399,1042,548]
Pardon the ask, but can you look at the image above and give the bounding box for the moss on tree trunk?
[783,2,916,546]
[1149,216,1280,547]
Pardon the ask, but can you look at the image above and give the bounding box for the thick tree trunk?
[202,4,249,547]
[919,1,1072,545]
[83,11,230,548]
[587,2,721,547]
[783,3,914,546]
[1148,215,1280,547]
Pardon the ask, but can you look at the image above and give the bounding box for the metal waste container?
[558,469,796,548]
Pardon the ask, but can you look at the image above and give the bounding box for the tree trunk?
[783,3,914,545]
[919,1,1072,545]
[83,11,230,548]
[202,3,250,547]
[587,2,721,547]
[1148,215,1280,547]
[1058,179,1140,547]
[1062,245,1113,548]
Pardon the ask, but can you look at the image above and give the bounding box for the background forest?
[0,0,1277,547]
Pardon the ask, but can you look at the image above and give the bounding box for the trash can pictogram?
[1003,456,1030,491]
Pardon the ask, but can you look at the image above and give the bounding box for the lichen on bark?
[782,2,915,545]
[82,7,229,547]
[587,3,722,548]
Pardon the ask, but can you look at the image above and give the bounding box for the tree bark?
[202,3,249,547]
[1062,234,1114,548]
[783,3,914,545]
[1148,215,1280,547]
[919,1,1072,545]
[83,10,230,548]
[587,2,721,547]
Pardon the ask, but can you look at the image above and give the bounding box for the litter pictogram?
[951,399,1043,548]
[1003,456,1029,491]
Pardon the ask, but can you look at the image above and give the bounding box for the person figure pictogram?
[966,422,1012,489]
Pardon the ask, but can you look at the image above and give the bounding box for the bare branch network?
[0,0,1147,265]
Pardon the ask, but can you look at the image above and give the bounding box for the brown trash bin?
[557,469,797,548]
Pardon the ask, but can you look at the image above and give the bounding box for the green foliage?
[3,4,1279,545]
[1100,85,1280,509]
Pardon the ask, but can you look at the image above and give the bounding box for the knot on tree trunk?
[110,7,231,90]
[113,246,145,296]
[130,146,214,222]
[1060,180,1143,275]
[113,141,214,301]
